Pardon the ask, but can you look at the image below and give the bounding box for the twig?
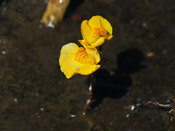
[124,98,175,115]
[169,97,175,114]
[144,101,171,108]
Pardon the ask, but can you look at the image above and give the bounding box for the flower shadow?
[90,48,146,110]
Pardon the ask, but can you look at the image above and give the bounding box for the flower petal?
[88,16,103,28]
[78,40,101,63]
[86,48,101,64]
[90,16,113,40]
[106,34,113,40]
[89,15,113,35]
[77,64,101,75]
[59,43,79,78]
[80,15,113,48]
[59,43,101,79]
[101,17,113,35]
[91,37,106,47]
[79,36,105,48]
[81,20,98,44]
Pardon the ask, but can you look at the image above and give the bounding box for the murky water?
[0,0,175,130]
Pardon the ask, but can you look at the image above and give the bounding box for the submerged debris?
[2,50,6,55]
[131,105,135,111]
[126,114,130,118]
[42,0,70,27]
[70,114,76,118]
[146,52,154,57]
[14,98,18,103]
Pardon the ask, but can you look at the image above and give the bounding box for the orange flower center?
[94,27,107,38]
[75,47,96,64]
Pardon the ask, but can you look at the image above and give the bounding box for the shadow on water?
[90,48,146,110]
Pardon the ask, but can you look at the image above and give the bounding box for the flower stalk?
[83,74,94,115]
[83,46,102,115]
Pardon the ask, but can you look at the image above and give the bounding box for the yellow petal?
[91,37,106,47]
[79,36,105,48]
[78,40,101,63]
[59,43,101,79]
[100,17,113,35]
[89,16,113,35]
[81,20,98,44]
[78,39,89,48]
[60,43,79,54]
[59,43,79,78]
[86,48,101,64]
[77,64,101,75]
[106,35,113,40]
[80,15,113,48]
[88,16,103,28]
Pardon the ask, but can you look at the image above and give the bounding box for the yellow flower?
[59,43,101,79]
[79,15,113,48]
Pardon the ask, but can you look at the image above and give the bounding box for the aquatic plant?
[59,43,101,79]
[59,15,113,115]
[79,15,113,48]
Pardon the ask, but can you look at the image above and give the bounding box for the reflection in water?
[90,48,146,110]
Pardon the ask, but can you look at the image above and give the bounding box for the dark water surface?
[0,0,175,130]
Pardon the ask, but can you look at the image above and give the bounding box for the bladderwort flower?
[59,15,113,115]
[59,43,101,79]
[79,15,113,48]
